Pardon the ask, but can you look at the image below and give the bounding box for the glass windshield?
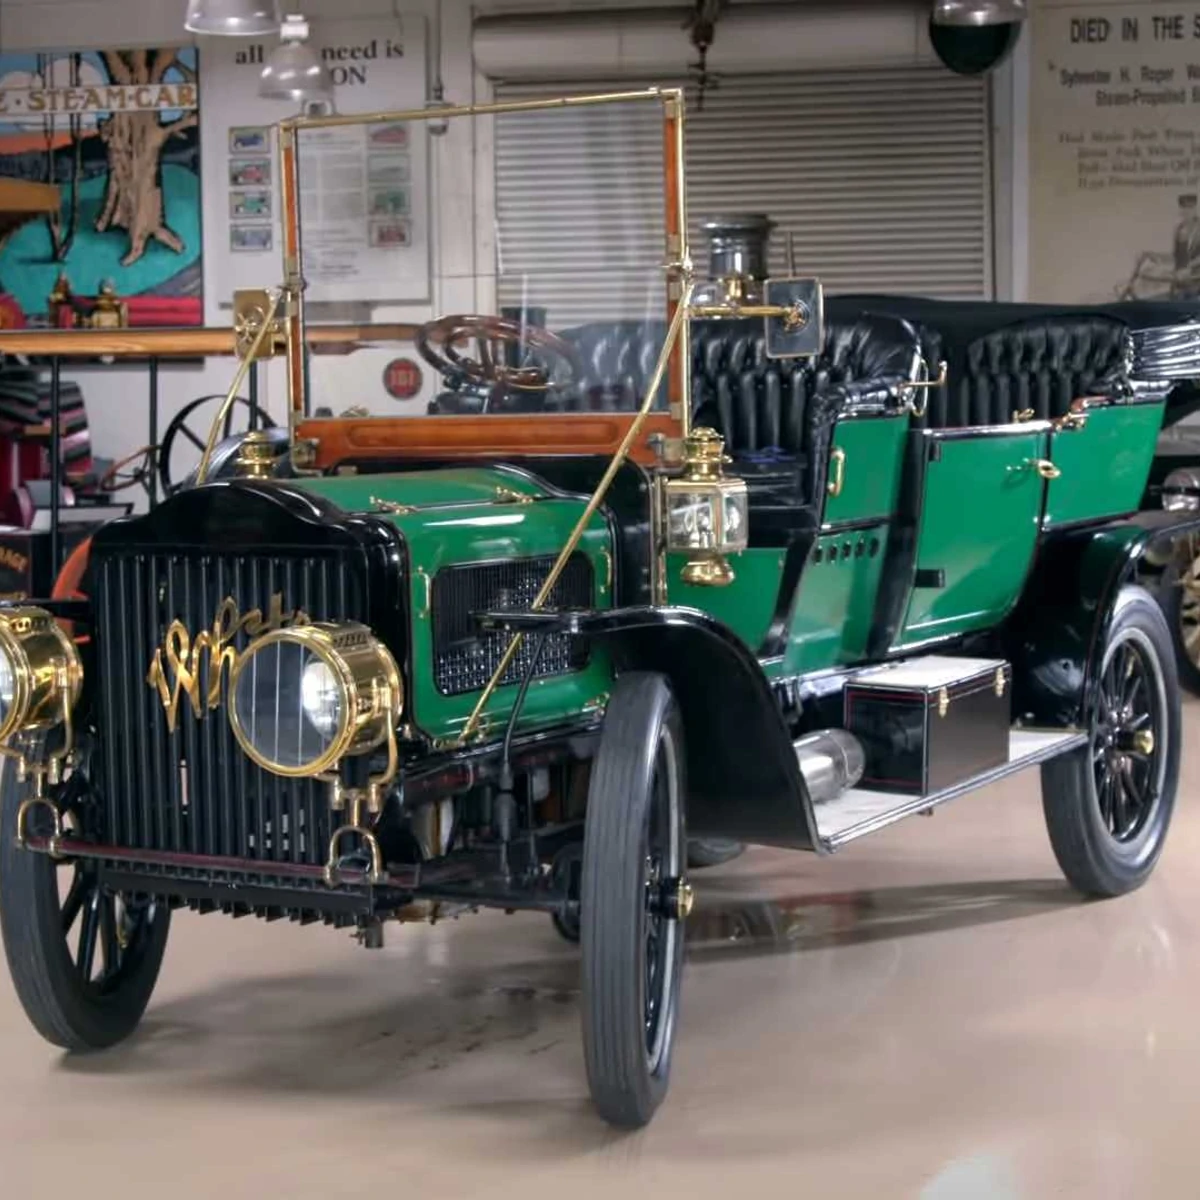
[288,91,680,421]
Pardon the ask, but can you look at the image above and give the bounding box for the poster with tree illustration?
[0,46,202,327]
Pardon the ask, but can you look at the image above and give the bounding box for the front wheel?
[580,672,689,1129]
[0,758,171,1051]
[1041,586,1181,898]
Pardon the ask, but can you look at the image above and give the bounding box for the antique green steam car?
[2,91,1199,1130]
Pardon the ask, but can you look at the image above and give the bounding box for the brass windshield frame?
[275,87,693,451]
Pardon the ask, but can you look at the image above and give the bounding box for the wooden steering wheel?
[416,314,582,394]
[100,445,155,494]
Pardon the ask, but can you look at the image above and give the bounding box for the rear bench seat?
[825,295,1133,429]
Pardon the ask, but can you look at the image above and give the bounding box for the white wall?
[0,0,483,498]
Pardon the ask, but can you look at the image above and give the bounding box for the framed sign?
[199,14,429,314]
[1029,2,1200,303]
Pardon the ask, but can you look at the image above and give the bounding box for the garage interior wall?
[493,68,994,327]
[0,0,1022,482]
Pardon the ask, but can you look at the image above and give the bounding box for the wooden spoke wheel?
[1160,533,1200,695]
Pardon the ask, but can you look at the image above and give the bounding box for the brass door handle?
[1033,458,1061,480]
[827,446,847,498]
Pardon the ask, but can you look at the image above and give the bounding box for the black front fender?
[576,607,821,852]
[1003,510,1200,728]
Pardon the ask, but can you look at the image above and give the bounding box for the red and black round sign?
[383,357,423,400]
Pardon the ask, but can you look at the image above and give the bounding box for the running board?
[815,728,1088,851]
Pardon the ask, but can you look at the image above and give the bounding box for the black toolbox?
[843,655,1013,795]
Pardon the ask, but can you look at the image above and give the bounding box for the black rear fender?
[1003,510,1200,728]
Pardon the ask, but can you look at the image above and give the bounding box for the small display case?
[843,655,1013,796]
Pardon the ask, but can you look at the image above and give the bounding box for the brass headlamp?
[0,606,83,744]
[663,427,748,587]
[228,622,402,780]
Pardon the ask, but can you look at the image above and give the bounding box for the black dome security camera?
[929,17,1023,76]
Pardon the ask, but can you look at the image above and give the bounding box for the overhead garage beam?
[474,2,939,80]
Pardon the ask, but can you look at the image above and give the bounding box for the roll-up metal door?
[494,67,992,323]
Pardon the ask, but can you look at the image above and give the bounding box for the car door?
[895,423,1051,649]
[1041,398,1167,529]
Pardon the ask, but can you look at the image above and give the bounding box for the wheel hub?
[652,877,694,922]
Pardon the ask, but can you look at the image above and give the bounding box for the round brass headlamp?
[0,606,84,742]
[228,622,402,778]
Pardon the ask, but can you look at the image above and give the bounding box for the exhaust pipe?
[795,729,865,805]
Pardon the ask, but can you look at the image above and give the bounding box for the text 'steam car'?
[2,91,1199,1129]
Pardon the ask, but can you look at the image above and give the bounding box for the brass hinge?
[995,666,1007,697]
[494,485,535,505]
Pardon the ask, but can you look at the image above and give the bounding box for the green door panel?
[292,470,614,744]
[666,547,786,654]
[785,526,889,674]
[898,431,1047,647]
[1043,401,1165,528]
[821,413,910,526]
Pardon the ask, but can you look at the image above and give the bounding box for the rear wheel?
[1041,587,1180,897]
[0,757,171,1050]
[1159,535,1200,695]
[581,672,689,1129]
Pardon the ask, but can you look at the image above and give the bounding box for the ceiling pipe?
[473,2,940,81]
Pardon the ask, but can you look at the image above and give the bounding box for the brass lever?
[827,446,847,498]
[689,300,811,331]
[904,360,948,418]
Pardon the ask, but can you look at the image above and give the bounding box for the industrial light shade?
[259,13,332,104]
[185,0,281,36]
[932,0,1028,25]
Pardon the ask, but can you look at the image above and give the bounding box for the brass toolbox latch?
[937,687,950,718]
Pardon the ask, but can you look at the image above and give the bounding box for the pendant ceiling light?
[185,0,281,36]
[932,0,1027,25]
[259,13,333,105]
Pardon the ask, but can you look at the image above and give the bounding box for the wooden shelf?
[0,322,419,359]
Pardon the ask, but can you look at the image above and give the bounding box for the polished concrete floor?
[4,704,1200,1198]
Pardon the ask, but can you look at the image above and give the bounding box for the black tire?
[1042,585,1181,898]
[686,837,745,869]
[0,758,171,1051]
[581,672,688,1129]
[1158,538,1200,696]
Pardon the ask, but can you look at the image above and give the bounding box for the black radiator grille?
[431,554,593,695]
[93,548,366,865]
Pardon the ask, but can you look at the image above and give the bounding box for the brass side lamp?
[663,427,748,587]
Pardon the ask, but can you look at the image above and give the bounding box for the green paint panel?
[822,413,910,526]
[899,430,1047,647]
[666,547,786,653]
[785,527,889,674]
[290,469,614,744]
[294,466,545,512]
[1043,401,1165,528]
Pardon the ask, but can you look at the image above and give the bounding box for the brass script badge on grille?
[147,594,309,733]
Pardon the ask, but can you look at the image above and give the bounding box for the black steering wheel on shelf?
[159,394,275,495]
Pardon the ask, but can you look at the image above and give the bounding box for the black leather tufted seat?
[826,295,1133,429]
[552,313,921,510]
